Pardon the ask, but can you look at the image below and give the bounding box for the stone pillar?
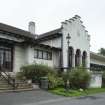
[84,56,87,67]
[79,54,82,66]
[72,53,75,68]
[86,54,90,69]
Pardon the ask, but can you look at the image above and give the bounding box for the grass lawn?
[49,87,105,97]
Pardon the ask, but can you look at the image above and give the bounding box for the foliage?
[62,68,91,89]
[69,68,91,89]
[48,73,64,89]
[49,87,105,97]
[16,71,26,80]
[62,71,70,82]
[16,64,56,81]
[98,48,105,56]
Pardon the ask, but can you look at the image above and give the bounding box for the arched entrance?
[82,51,87,67]
[75,49,81,67]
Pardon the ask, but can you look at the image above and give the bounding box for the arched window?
[82,51,87,67]
[75,49,81,67]
[68,47,74,67]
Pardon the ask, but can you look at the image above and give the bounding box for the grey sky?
[0,0,105,52]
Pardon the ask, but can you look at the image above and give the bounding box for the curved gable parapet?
[61,15,90,53]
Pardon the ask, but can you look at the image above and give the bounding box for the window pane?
[43,51,47,60]
[38,50,43,59]
[34,49,38,58]
[4,50,11,70]
[0,50,3,69]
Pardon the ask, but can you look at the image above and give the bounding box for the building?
[0,15,105,87]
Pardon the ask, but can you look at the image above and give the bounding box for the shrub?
[69,68,91,89]
[16,64,56,81]
[48,73,64,89]
[62,71,70,82]
[62,68,91,89]
[16,71,26,80]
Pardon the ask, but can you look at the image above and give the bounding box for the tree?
[98,48,105,56]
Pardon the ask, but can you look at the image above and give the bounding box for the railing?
[0,68,18,90]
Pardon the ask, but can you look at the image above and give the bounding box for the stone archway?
[82,51,87,67]
[75,49,81,67]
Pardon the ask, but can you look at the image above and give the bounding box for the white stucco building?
[0,15,105,88]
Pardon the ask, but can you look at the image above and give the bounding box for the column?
[79,54,82,66]
[86,55,90,68]
[84,56,87,67]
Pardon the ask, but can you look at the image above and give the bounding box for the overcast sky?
[0,0,105,52]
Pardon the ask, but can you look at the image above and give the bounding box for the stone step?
[0,83,33,90]
[0,88,36,93]
[0,83,11,86]
[0,77,39,90]
[0,81,8,84]
[0,87,12,90]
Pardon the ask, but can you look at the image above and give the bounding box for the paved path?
[0,90,105,105]
[24,93,105,105]
[0,90,63,105]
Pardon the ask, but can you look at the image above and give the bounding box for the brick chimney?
[28,21,35,34]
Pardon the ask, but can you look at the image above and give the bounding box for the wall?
[41,37,61,48]
[61,16,90,69]
[0,33,26,73]
[25,45,60,68]
[12,44,61,73]
[13,45,26,72]
[89,72,102,88]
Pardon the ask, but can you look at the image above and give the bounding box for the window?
[43,51,47,60]
[38,50,43,59]
[4,50,12,69]
[48,52,52,60]
[34,49,52,60]
[0,47,13,72]
[34,49,38,58]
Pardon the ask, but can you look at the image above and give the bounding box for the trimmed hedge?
[16,64,56,81]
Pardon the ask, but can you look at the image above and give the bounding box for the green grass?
[49,87,105,97]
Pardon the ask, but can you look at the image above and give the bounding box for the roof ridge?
[39,28,61,36]
[0,22,35,38]
[90,51,105,58]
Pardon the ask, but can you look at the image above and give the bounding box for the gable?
[61,15,90,53]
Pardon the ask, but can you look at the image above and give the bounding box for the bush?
[48,73,64,89]
[62,68,91,89]
[16,71,26,80]
[69,68,91,89]
[16,64,56,82]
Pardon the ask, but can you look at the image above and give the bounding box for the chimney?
[28,21,35,34]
